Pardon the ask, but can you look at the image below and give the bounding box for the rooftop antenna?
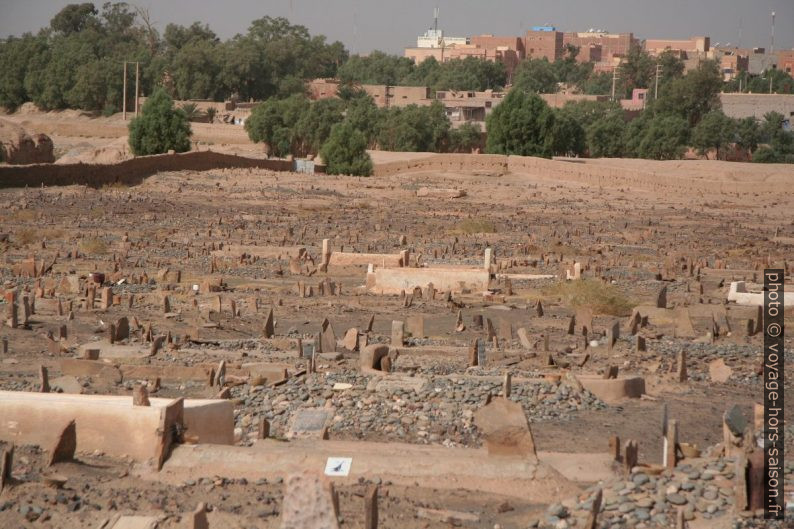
[352,0,358,53]
[738,16,742,49]
[770,11,775,54]
[434,6,439,32]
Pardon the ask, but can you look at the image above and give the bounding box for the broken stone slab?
[341,328,359,351]
[48,420,76,466]
[50,375,83,394]
[108,515,163,529]
[405,315,425,338]
[516,327,533,350]
[473,397,537,460]
[709,358,733,383]
[367,376,428,394]
[724,404,747,437]
[391,320,405,346]
[416,507,479,524]
[0,444,13,492]
[287,408,332,440]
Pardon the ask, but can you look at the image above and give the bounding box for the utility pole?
[134,62,140,116]
[611,67,618,101]
[771,11,775,54]
[654,63,662,99]
[122,62,127,120]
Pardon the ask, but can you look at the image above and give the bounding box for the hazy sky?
[1,0,792,54]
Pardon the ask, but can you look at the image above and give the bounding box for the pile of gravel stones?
[539,458,794,529]
[232,370,606,446]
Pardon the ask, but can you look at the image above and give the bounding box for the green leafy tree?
[128,88,192,155]
[624,113,689,160]
[734,117,760,155]
[344,94,381,147]
[50,3,99,35]
[753,111,794,163]
[511,59,558,94]
[691,110,736,159]
[724,71,750,93]
[579,71,617,96]
[653,60,722,126]
[401,56,442,88]
[619,45,655,97]
[587,113,627,157]
[170,38,221,100]
[657,50,685,85]
[337,51,415,86]
[552,45,593,86]
[485,90,555,157]
[320,121,372,176]
[448,122,482,153]
[558,100,627,157]
[244,94,310,157]
[431,57,506,91]
[0,34,48,110]
[747,69,794,94]
[546,110,585,156]
[376,101,450,152]
[294,97,346,155]
[180,102,201,120]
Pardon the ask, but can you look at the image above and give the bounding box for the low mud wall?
[373,153,508,177]
[506,156,759,194]
[0,150,293,189]
[373,153,763,194]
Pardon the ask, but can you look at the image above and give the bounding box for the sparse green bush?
[128,88,192,156]
[544,279,634,316]
[320,121,372,176]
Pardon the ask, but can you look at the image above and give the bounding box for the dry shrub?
[15,228,39,246]
[8,210,36,222]
[454,218,497,234]
[88,207,105,219]
[79,237,108,255]
[544,279,634,316]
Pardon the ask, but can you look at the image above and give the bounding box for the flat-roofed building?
[564,31,635,60]
[778,50,794,75]
[524,27,564,61]
[416,28,468,49]
[644,36,710,57]
[470,35,525,59]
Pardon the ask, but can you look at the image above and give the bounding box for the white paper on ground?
[324,457,352,477]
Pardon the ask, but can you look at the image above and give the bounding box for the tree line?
[3,3,792,168]
[0,3,346,113]
[490,59,794,163]
[5,3,792,115]
[243,89,483,175]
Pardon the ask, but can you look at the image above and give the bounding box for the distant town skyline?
[1,0,792,54]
